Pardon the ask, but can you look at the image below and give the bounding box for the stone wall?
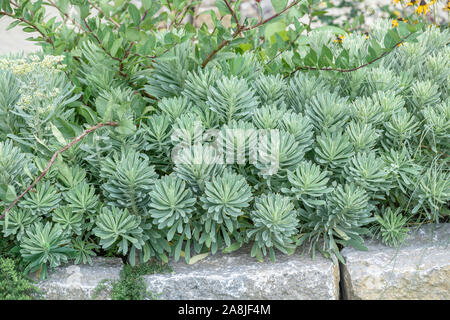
[33,224,450,300]
[143,245,340,300]
[341,223,450,300]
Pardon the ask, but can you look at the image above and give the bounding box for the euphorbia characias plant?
[0,1,448,279]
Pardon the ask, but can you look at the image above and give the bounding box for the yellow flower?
[333,35,345,43]
[394,10,401,17]
[392,0,402,4]
[406,0,418,6]
[392,18,408,29]
[445,1,450,11]
[416,1,429,15]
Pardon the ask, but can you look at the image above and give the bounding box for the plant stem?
[201,1,302,68]
[285,32,415,77]
[0,122,119,220]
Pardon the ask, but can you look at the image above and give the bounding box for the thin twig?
[201,1,301,68]
[140,90,158,101]
[129,41,179,61]
[241,0,301,32]
[122,9,150,69]
[81,18,122,62]
[209,15,226,36]
[224,0,240,28]
[201,26,243,68]
[87,0,120,28]
[261,32,302,70]
[285,32,415,78]
[0,122,118,220]
[421,144,450,158]
[46,0,126,74]
[307,4,313,33]
[170,0,195,29]
[47,0,85,31]
[117,9,182,62]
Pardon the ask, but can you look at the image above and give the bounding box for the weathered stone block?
[144,246,340,300]
[341,223,450,300]
[35,257,123,300]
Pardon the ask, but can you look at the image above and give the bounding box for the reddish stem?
[286,32,415,77]
[201,1,301,68]
[0,122,118,220]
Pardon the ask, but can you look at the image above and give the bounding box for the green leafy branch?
[86,0,120,28]
[0,7,55,49]
[286,28,418,77]
[201,0,302,68]
[168,0,196,30]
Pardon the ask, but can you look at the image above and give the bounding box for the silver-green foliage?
[207,76,259,123]
[1,26,449,272]
[100,150,157,215]
[252,74,286,107]
[280,112,314,152]
[247,193,298,261]
[93,206,145,256]
[314,130,355,172]
[52,207,84,236]
[1,208,37,241]
[374,207,409,248]
[282,161,333,207]
[0,140,33,200]
[287,72,328,113]
[182,67,220,103]
[299,184,373,262]
[19,221,74,279]
[149,175,196,235]
[143,41,195,99]
[412,167,450,222]
[344,152,392,200]
[157,96,192,121]
[306,89,349,133]
[63,181,98,220]
[200,170,252,249]
[173,145,225,194]
[0,71,21,138]
[19,181,61,216]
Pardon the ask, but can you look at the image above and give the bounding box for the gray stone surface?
[144,245,340,300]
[341,223,450,300]
[35,257,123,300]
